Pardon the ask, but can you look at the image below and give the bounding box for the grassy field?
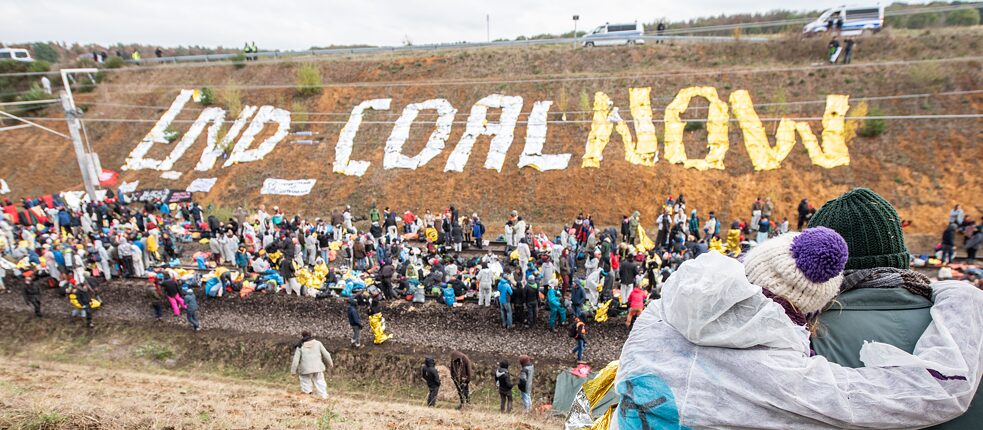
[0,315,561,429]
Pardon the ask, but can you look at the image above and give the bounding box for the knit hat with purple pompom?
[743,227,849,315]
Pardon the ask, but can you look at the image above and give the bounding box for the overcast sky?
[3,0,875,50]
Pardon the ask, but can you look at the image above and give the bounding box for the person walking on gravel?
[347,298,363,348]
[290,331,334,400]
[518,355,535,413]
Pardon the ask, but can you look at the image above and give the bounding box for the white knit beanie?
[743,227,849,315]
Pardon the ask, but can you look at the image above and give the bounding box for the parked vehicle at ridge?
[803,4,884,35]
[581,22,645,47]
[0,47,34,62]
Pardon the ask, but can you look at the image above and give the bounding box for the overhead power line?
[70,56,983,93]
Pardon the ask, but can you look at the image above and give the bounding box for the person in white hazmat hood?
[611,227,983,429]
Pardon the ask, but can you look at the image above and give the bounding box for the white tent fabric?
[517,100,571,171]
[0,179,9,195]
[224,105,291,167]
[444,94,522,172]
[612,252,983,429]
[195,106,257,171]
[383,99,456,170]
[333,98,390,176]
[122,89,194,171]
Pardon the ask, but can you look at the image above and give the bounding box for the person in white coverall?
[290,331,334,399]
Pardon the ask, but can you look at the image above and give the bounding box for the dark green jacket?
[813,287,981,429]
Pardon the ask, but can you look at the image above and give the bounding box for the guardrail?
[128,34,768,65]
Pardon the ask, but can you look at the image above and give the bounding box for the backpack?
[567,322,579,338]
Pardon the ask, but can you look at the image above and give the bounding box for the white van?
[803,4,884,34]
[0,48,34,62]
[582,22,645,47]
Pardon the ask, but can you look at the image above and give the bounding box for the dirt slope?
[1,28,980,241]
[0,357,556,429]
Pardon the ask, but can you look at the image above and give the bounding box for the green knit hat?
[808,188,909,270]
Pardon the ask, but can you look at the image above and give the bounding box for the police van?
[582,22,645,47]
[0,47,34,62]
[802,4,884,35]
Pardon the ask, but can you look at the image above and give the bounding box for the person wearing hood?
[94,240,111,281]
[22,271,41,317]
[609,226,983,429]
[290,331,334,399]
[518,355,535,412]
[450,350,475,409]
[571,278,586,319]
[810,188,983,428]
[476,262,495,307]
[347,298,363,348]
[420,356,441,407]
[495,360,514,413]
[182,285,200,331]
[546,279,566,331]
[497,275,514,329]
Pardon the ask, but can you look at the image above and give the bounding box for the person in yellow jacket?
[726,222,742,256]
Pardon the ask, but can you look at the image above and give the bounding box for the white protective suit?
[613,252,983,429]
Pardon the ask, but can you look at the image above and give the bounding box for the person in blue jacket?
[347,298,363,347]
[546,279,567,331]
[181,286,200,331]
[497,276,513,329]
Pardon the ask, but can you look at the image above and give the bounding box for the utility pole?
[59,68,100,199]
[60,91,97,198]
[486,14,490,42]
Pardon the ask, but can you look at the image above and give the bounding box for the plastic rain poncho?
[369,312,392,344]
[612,252,983,430]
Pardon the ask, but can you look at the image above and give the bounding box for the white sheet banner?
[122,89,194,171]
[186,178,218,193]
[517,100,571,171]
[224,105,292,167]
[260,178,317,196]
[334,98,391,176]
[444,94,522,172]
[160,171,183,180]
[383,99,457,170]
[118,180,139,193]
[196,106,257,171]
[0,179,9,195]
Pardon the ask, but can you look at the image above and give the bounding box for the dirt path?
[0,356,557,429]
[0,277,629,364]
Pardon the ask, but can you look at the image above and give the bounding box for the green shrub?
[220,85,242,118]
[291,102,308,129]
[14,84,52,114]
[296,63,323,97]
[199,87,215,105]
[163,126,180,143]
[858,106,886,138]
[30,42,60,63]
[230,53,247,69]
[684,121,704,132]
[104,56,125,69]
[945,8,980,26]
[28,60,51,73]
[135,342,175,361]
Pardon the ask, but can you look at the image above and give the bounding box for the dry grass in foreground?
[0,357,558,429]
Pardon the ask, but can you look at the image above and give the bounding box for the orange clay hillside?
[0,28,980,247]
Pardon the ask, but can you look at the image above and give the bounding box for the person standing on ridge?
[421,356,441,407]
[290,331,334,399]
